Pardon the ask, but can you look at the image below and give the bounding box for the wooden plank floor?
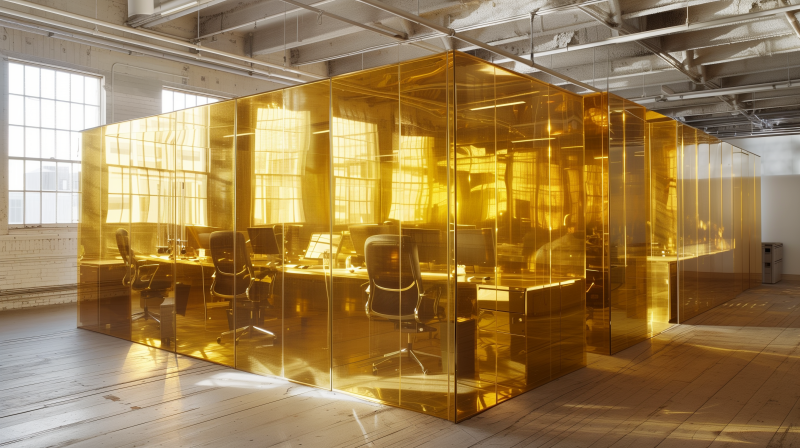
[2,282,800,448]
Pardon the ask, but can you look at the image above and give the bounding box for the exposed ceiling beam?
[130,0,229,28]
[578,1,769,129]
[197,0,336,41]
[785,10,800,39]
[292,0,604,66]
[0,16,296,86]
[0,0,324,80]
[279,0,407,40]
[354,0,600,92]
[492,2,800,60]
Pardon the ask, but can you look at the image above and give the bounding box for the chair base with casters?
[216,298,277,346]
[132,291,163,325]
[371,322,442,376]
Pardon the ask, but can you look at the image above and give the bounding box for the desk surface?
[80,255,574,290]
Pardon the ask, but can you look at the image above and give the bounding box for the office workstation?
[77,52,586,422]
[77,51,761,422]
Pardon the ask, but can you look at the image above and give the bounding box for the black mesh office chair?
[363,234,442,375]
[116,228,170,327]
[209,231,276,345]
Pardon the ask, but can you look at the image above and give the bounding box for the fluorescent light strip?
[511,137,555,143]
[313,130,329,134]
[222,132,255,138]
[594,156,608,159]
[470,101,525,111]
[161,1,198,16]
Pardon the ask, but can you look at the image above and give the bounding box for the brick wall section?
[0,231,78,310]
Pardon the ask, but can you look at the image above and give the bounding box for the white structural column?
[0,58,8,236]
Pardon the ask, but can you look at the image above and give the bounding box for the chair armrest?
[138,264,160,288]
[415,286,442,324]
[254,269,271,281]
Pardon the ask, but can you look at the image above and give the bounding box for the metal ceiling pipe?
[290,0,606,66]
[196,0,336,41]
[278,0,407,40]
[0,5,305,84]
[354,0,600,92]
[785,11,800,39]
[513,3,800,59]
[0,16,296,87]
[634,80,800,104]
[0,0,324,80]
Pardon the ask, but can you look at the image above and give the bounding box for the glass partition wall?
[583,93,672,355]
[582,93,761,354]
[78,51,585,422]
[79,51,759,420]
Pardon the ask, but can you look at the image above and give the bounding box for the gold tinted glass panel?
[453,53,585,420]
[328,53,455,419]
[174,102,235,366]
[583,95,674,354]
[234,80,332,386]
[78,127,103,331]
[646,112,677,329]
[583,93,609,353]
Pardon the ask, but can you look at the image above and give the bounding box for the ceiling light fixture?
[313,130,329,134]
[470,101,525,111]
[222,132,255,138]
[511,137,555,143]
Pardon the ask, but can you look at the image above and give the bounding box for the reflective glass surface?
[77,50,760,422]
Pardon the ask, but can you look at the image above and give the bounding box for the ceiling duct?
[127,0,153,21]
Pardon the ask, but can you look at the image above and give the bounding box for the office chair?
[209,231,276,345]
[363,235,443,375]
[115,228,170,327]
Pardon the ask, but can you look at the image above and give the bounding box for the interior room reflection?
[78,51,759,424]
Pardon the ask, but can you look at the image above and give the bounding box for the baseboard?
[0,284,78,311]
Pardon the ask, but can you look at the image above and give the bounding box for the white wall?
[0,24,288,310]
[728,135,800,277]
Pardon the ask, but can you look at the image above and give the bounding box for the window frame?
[161,87,227,113]
[7,58,105,230]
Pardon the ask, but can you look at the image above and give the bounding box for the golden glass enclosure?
[583,93,761,355]
[78,52,761,421]
[77,52,587,422]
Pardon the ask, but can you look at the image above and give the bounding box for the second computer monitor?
[304,233,343,260]
[248,226,282,256]
[456,228,495,268]
[401,228,444,264]
[349,224,396,257]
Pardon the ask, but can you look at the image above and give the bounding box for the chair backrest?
[115,228,138,288]
[364,235,422,320]
[209,231,253,300]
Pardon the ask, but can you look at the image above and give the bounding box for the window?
[332,118,379,225]
[103,109,209,228]
[162,88,222,113]
[8,62,101,225]
[252,105,308,225]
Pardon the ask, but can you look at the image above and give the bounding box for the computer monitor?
[456,228,495,267]
[283,224,303,260]
[349,224,396,257]
[248,226,282,256]
[186,225,217,253]
[304,233,342,260]
[401,228,444,264]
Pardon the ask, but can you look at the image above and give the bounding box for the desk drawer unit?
[478,309,526,336]
[477,286,526,314]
